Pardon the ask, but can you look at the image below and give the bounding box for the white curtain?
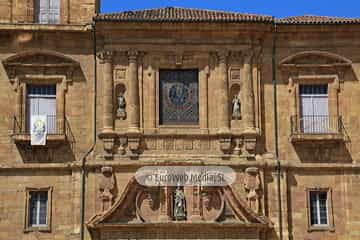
[28,97,56,134]
[300,95,328,133]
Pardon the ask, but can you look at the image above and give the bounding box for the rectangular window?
[159,69,199,125]
[28,191,48,227]
[309,191,328,226]
[300,84,328,133]
[26,84,56,134]
[25,187,52,232]
[35,0,60,24]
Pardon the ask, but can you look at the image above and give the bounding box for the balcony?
[290,115,344,144]
[12,115,75,146]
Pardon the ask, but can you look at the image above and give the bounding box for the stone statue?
[173,185,186,220]
[117,93,126,119]
[232,94,241,119]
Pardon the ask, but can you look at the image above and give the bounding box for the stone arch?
[279,50,352,67]
[3,49,79,65]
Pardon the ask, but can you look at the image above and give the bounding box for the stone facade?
[0,3,360,240]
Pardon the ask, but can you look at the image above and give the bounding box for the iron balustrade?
[290,115,343,135]
[12,115,75,143]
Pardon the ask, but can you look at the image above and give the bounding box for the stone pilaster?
[98,50,115,133]
[98,51,117,159]
[242,50,256,133]
[217,51,230,134]
[127,49,140,134]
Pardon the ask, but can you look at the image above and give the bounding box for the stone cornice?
[0,23,91,32]
[2,160,360,171]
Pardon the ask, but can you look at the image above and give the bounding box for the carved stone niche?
[99,166,116,212]
[244,167,261,213]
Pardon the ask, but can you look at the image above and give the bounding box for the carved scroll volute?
[244,167,261,212]
[99,166,116,211]
[201,188,224,222]
[135,188,160,223]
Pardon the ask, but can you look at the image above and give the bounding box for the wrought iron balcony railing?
[12,115,75,144]
[290,115,343,136]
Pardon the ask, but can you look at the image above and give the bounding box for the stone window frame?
[24,186,53,233]
[3,50,78,140]
[152,52,210,133]
[158,69,200,126]
[279,50,352,136]
[288,74,340,120]
[305,187,335,232]
[16,75,67,134]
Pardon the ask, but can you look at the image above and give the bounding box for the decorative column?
[242,50,258,158]
[217,51,230,134]
[147,65,156,131]
[127,49,141,156]
[242,50,256,133]
[127,49,140,133]
[99,51,115,133]
[98,51,117,159]
[216,51,232,154]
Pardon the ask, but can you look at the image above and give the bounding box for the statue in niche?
[173,185,186,220]
[117,93,126,119]
[232,94,241,119]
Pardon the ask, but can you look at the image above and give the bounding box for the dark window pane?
[300,85,328,95]
[27,85,56,96]
[159,70,199,125]
[39,192,48,225]
[29,193,37,226]
[310,192,318,225]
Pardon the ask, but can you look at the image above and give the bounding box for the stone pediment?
[279,50,352,70]
[2,50,80,81]
[87,177,272,230]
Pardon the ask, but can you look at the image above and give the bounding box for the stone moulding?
[87,177,273,233]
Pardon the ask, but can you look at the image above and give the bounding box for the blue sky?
[101,0,359,18]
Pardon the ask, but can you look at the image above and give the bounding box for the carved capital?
[243,49,254,64]
[229,51,242,63]
[127,49,139,63]
[97,51,114,63]
[217,51,229,64]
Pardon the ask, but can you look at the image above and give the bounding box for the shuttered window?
[300,85,328,133]
[35,0,60,24]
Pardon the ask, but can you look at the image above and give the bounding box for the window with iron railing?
[26,84,57,134]
[300,84,329,133]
